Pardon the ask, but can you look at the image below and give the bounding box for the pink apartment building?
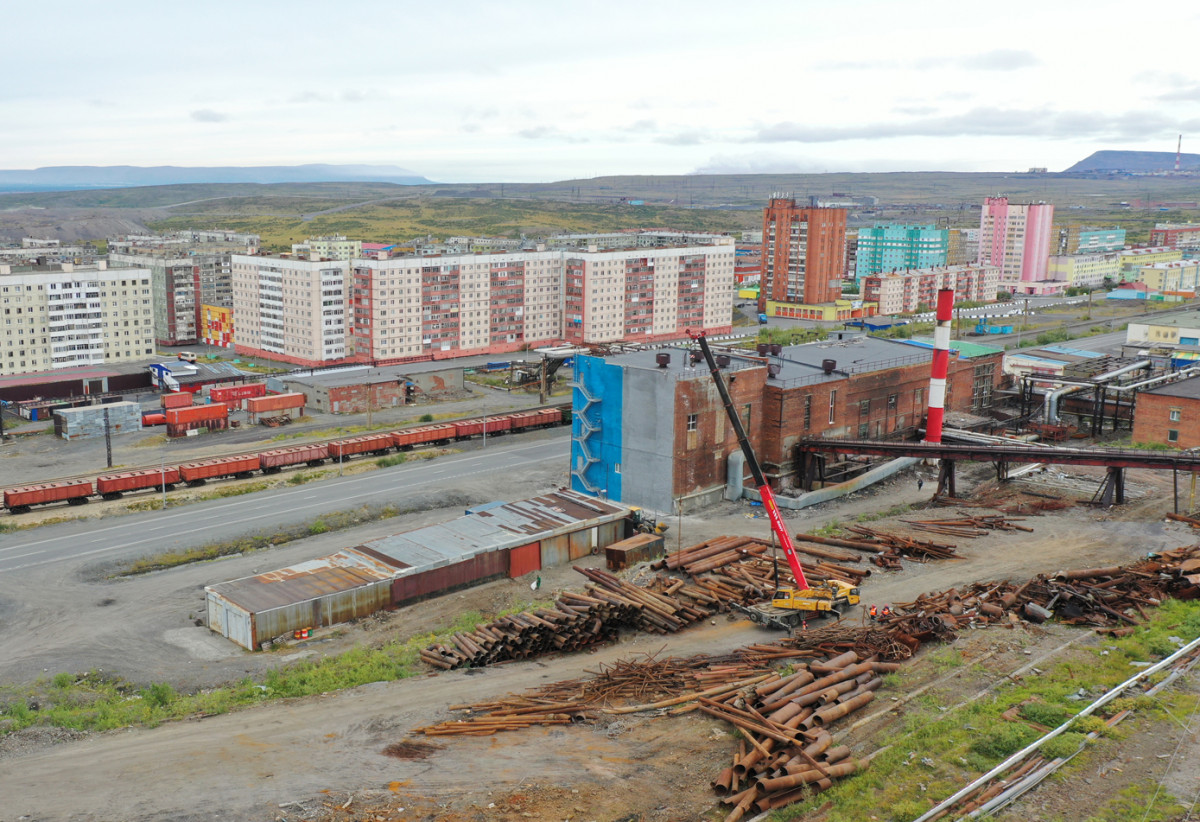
[980,197,1054,291]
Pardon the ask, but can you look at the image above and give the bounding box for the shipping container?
[605,533,665,571]
[96,468,182,498]
[209,383,267,405]
[4,480,94,512]
[161,392,192,409]
[246,392,306,414]
[327,432,394,459]
[508,542,541,578]
[178,455,260,485]
[166,403,229,424]
[258,444,328,472]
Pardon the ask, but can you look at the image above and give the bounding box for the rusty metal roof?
[208,490,630,613]
[206,549,396,614]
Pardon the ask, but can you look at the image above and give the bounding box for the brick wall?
[1132,392,1200,448]
[672,367,768,499]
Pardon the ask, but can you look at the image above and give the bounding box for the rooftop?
[1136,311,1200,329]
[285,361,463,388]
[1144,374,1200,400]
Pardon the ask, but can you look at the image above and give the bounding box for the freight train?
[3,406,567,514]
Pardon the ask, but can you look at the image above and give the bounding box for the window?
[828,390,837,425]
[1170,408,1182,422]
[803,396,811,430]
[1168,430,1180,443]
[686,413,698,432]
[887,393,898,411]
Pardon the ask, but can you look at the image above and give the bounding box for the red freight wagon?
[258,444,328,473]
[177,455,260,485]
[327,433,395,459]
[166,403,229,424]
[4,480,94,513]
[535,408,561,427]
[96,468,182,499]
[246,393,306,414]
[161,392,193,410]
[507,410,543,431]
[484,414,513,434]
[451,419,485,439]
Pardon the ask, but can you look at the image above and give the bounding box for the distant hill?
[0,164,434,192]
[1065,151,1200,173]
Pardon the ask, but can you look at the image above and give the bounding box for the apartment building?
[853,224,949,280]
[1150,223,1200,249]
[760,198,846,307]
[0,262,154,375]
[1116,247,1182,281]
[350,241,734,362]
[231,256,349,366]
[861,264,1000,315]
[1138,260,1200,294]
[946,228,979,266]
[979,197,1054,285]
[1046,254,1121,290]
[291,235,363,261]
[1054,226,1126,255]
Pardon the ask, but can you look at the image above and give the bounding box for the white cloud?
[190,109,229,123]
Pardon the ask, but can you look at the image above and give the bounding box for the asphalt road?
[0,432,570,577]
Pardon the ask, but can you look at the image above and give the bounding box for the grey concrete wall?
[619,368,679,513]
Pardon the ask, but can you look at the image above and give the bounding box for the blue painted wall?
[570,355,624,501]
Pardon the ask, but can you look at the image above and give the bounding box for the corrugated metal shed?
[205,490,629,649]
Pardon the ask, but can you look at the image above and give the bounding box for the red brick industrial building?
[1132,376,1200,448]
[571,335,1004,512]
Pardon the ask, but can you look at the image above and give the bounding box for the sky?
[4,0,1200,183]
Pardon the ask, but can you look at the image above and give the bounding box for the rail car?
[3,403,571,513]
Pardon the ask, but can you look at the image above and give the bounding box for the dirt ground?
[2,463,1200,821]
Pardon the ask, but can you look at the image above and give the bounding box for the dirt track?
[2,464,1198,821]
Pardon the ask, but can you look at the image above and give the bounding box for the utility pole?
[539,357,547,405]
[103,407,113,469]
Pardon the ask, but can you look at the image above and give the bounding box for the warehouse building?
[205,490,629,650]
[571,334,1004,512]
[53,401,143,440]
[283,361,467,414]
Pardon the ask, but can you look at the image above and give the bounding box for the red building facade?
[760,198,847,309]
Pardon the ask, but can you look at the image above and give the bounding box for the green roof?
[907,337,1004,359]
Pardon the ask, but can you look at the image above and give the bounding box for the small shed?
[205,549,397,650]
[53,401,143,440]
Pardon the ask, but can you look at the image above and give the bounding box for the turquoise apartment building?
[854,224,949,281]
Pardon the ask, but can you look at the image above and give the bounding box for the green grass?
[854,502,912,523]
[1081,781,1185,822]
[115,504,407,575]
[0,609,498,736]
[375,454,407,468]
[774,598,1200,821]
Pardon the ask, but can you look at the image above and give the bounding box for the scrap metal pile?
[886,545,1200,642]
[412,646,890,821]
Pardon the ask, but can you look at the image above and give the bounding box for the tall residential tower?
[760,197,846,308]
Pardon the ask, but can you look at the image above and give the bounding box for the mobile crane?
[690,331,860,632]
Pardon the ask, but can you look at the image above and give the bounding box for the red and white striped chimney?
[925,288,955,443]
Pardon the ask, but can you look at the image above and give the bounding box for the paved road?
[0,433,570,577]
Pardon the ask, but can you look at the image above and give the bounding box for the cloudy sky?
[5,0,1200,182]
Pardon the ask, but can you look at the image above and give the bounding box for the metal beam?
[798,438,1200,473]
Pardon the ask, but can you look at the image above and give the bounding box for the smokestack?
[1177,134,1183,173]
[925,288,954,443]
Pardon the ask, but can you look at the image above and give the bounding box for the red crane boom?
[690,332,810,590]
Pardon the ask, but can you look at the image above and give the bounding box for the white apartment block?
[0,263,154,375]
[231,256,349,366]
[230,241,734,366]
[1046,254,1120,289]
[861,264,1000,316]
[562,243,735,345]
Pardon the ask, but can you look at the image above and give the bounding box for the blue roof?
[1039,345,1105,358]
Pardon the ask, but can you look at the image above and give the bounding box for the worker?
[881,605,891,618]
[869,604,878,621]
[801,619,808,632]
[917,477,924,492]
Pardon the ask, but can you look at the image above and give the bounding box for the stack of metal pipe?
[704,650,896,820]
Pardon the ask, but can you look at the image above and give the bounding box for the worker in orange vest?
[869,604,878,620]
[881,605,891,618]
